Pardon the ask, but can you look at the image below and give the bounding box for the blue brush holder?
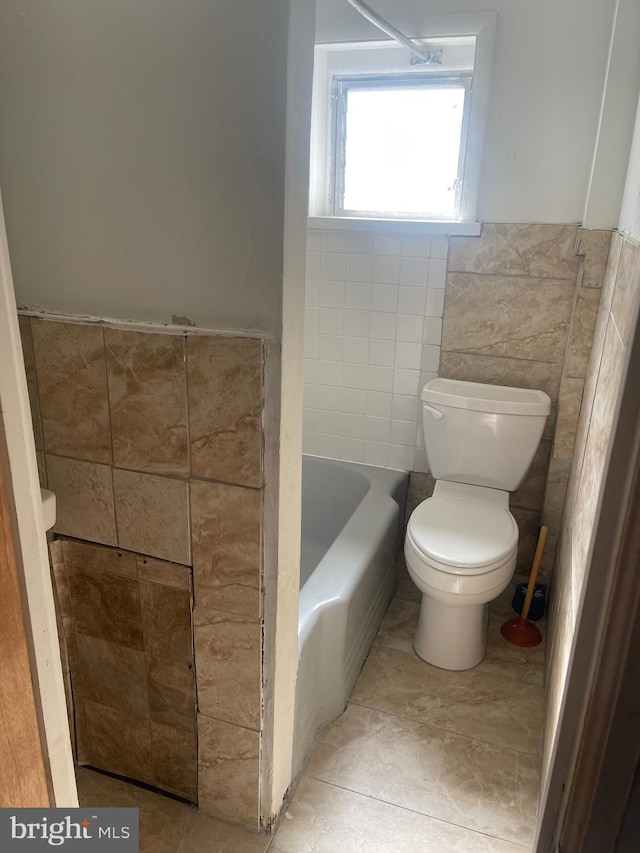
[511,583,546,621]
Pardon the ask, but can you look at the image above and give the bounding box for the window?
[334,74,471,219]
[309,15,496,230]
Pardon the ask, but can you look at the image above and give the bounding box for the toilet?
[404,378,551,671]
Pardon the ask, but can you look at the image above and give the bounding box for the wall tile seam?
[196,711,261,736]
[188,473,264,493]
[193,603,263,625]
[446,269,581,282]
[438,348,567,367]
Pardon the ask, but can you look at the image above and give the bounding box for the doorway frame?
[535,251,640,851]
[0,188,77,807]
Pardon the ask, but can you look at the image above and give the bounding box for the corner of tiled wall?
[539,228,613,579]
[543,229,640,783]
[18,315,266,831]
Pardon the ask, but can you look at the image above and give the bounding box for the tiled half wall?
[304,224,613,578]
[543,231,640,783]
[19,315,265,829]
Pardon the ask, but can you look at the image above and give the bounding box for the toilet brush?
[500,525,548,647]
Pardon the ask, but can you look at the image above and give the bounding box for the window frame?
[308,13,496,234]
[331,72,473,220]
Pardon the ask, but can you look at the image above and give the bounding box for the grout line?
[300,775,531,849]
[345,697,541,758]
[446,268,579,282]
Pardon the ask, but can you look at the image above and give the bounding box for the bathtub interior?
[300,460,370,587]
[293,456,409,779]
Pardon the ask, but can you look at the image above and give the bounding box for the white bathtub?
[293,455,408,776]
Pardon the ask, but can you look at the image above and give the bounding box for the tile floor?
[78,560,545,852]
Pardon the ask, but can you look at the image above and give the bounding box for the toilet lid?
[408,496,518,570]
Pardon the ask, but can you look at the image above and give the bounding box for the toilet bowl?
[404,378,551,671]
[405,481,518,669]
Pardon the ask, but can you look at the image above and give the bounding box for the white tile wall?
[303,229,447,471]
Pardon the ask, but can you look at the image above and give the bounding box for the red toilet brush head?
[500,616,542,647]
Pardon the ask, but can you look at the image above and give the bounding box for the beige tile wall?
[542,232,640,784]
[51,537,197,801]
[437,224,612,577]
[20,316,265,830]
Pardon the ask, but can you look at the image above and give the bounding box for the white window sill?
[307,216,482,236]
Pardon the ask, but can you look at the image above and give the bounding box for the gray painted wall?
[0,1,289,335]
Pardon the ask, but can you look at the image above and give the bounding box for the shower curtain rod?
[345,0,441,65]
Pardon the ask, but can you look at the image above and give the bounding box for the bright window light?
[335,77,469,218]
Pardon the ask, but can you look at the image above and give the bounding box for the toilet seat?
[406,494,518,576]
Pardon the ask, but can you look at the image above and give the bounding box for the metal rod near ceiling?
[345,0,441,65]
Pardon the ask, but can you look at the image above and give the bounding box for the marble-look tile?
[198,714,260,829]
[553,378,584,461]
[188,336,262,487]
[611,239,640,347]
[84,701,154,784]
[578,228,613,288]
[105,329,188,476]
[77,767,191,853]
[271,777,527,853]
[113,469,190,565]
[191,480,261,617]
[443,274,574,363]
[46,455,117,545]
[147,656,196,733]
[571,318,626,589]
[351,646,543,755]
[67,564,144,650]
[448,224,580,280]
[375,597,544,688]
[439,351,561,441]
[139,581,192,664]
[542,460,571,534]
[306,703,537,846]
[137,556,191,590]
[75,633,149,718]
[479,619,545,688]
[179,811,270,853]
[511,439,552,512]
[565,287,601,378]
[18,314,36,382]
[194,606,261,730]
[600,231,624,311]
[31,320,111,462]
[62,538,137,578]
[151,721,197,801]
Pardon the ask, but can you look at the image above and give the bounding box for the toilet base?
[414,595,489,670]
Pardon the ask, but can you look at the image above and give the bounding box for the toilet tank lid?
[422,378,551,416]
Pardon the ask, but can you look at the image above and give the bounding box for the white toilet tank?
[422,378,551,491]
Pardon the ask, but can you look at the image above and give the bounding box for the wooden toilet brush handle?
[521,525,548,620]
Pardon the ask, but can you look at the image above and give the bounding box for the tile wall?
[50,538,197,801]
[303,230,448,470]
[304,224,612,577]
[442,224,611,575]
[19,316,265,830]
[543,231,640,782]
